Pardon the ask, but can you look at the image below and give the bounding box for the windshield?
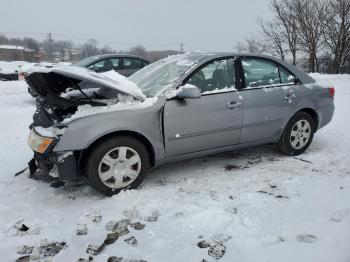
[128,54,206,97]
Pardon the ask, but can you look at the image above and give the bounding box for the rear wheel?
[278,112,315,155]
[85,136,150,196]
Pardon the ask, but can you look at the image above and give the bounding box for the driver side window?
[186,59,235,94]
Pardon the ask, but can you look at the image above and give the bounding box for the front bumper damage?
[27,127,79,181]
[28,151,79,181]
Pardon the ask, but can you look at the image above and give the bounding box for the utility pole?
[180,43,184,53]
[47,33,53,62]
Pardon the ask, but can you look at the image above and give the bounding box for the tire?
[278,112,315,156]
[85,136,150,196]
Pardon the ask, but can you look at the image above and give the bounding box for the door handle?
[227,101,242,109]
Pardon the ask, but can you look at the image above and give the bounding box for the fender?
[53,97,167,162]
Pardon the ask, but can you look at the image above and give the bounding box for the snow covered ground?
[0,75,349,262]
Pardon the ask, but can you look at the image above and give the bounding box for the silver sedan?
[26,53,335,195]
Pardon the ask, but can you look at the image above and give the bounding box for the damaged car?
[26,53,335,196]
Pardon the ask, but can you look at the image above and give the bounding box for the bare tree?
[235,36,264,54]
[324,0,350,73]
[258,18,287,60]
[54,40,74,61]
[23,37,39,51]
[0,34,9,45]
[99,45,115,55]
[81,39,99,58]
[291,0,329,72]
[126,45,148,59]
[269,0,299,65]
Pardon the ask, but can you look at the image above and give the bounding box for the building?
[0,45,39,62]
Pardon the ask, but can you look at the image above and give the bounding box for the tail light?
[329,87,335,98]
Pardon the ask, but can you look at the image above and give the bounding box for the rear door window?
[242,58,280,88]
[123,58,146,69]
[279,65,296,84]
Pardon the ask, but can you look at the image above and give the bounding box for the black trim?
[243,118,283,128]
[168,126,241,141]
[237,83,298,92]
[168,118,283,141]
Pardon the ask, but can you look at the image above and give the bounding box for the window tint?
[89,58,120,72]
[279,66,296,84]
[88,60,105,71]
[110,58,120,70]
[242,58,280,88]
[186,59,235,94]
[124,58,145,70]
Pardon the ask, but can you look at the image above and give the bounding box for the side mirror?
[176,84,201,99]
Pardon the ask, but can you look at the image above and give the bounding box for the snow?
[165,84,198,99]
[0,75,350,261]
[0,61,20,74]
[10,61,29,67]
[34,126,67,138]
[19,63,38,73]
[63,95,158,124]
[0,45,25,50]
[98,70,146,100]
[202,85,237,95]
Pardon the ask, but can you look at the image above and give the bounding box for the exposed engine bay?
[26,67,141,127]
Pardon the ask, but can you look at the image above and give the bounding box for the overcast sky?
[0,0,271,52]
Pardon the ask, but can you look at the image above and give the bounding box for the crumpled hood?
[26,66,146,101]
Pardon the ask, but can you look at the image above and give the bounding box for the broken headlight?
[27,128,55,154]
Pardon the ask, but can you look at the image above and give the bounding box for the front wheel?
[278,112,315,156]
[85,136,150,196]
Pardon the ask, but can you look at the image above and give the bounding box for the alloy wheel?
[98,146,142,189]
[290,119,311,150]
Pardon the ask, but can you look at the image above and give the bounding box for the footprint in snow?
[16,240,67,261]
[197,234,231,260]
[296,234,318,243]
[330,209,350,223]
[76,224,88,236]
[124,236,138,246]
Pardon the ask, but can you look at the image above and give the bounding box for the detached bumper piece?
[28,152,79,181]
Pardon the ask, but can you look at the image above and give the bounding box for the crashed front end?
[25,66,144,181]
[27,126,79,181]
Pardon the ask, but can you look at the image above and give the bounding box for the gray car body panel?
[52,52,334,167]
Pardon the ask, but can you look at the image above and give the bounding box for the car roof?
[86,54,150,62]
[175,52,315,84]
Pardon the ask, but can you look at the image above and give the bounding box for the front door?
[164,58,244,156]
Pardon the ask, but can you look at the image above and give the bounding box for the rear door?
[239,57,298,143]
[163,58,244,156]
